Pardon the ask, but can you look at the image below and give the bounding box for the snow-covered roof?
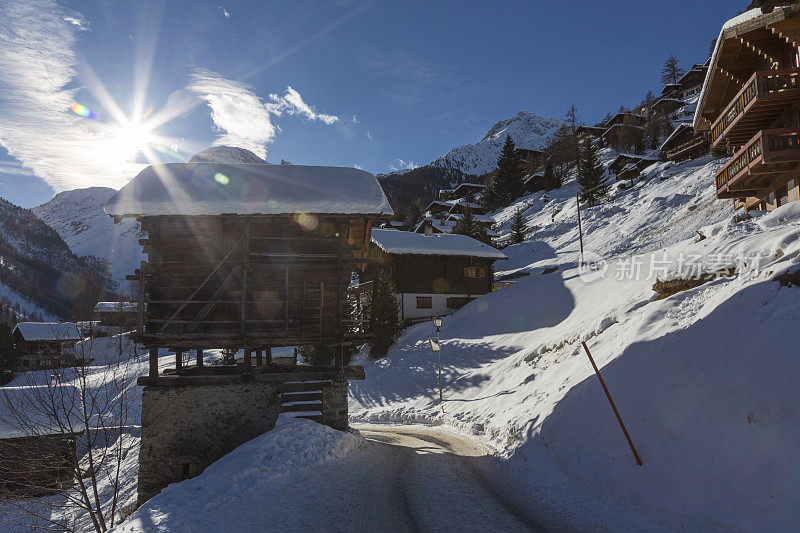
[447,213,495,224]
[414,217,456,234]
[523,173,545,185]
[425,200,455,212]
[12,322,83,342]
[0,385,83,439]
[694,5,795,130]
[93,301,137,313]
[450,200,483,210]
[371,229,506,259]
[105,163,393,217]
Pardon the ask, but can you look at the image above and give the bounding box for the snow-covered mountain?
[430,111,563,175]
[189,146,268,165]
[33,187,144,287]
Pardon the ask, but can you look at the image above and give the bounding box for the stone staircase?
[279,380,327,423]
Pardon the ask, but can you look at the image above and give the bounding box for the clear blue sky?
[0,0,742,207]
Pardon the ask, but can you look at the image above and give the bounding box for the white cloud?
[187,69,278,159]
[388,158,417,172]
[270,87,338,125]
[0,0,144,192]
[351,114,359,124]
[188,70,339,159]
[366,131,373,140]
[219,5,230,19]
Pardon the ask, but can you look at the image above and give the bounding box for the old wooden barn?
[105,161,392,503]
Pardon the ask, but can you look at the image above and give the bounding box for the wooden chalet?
[11,322,83,370]
[523,172,546,192]
[515,148,545,173]
[449,182,486,200]
[106,160,392,503]
[0,386,78,498]
[695,2,800,211]
[424,200,455,216]
[93,301,137,327]
[661,83,683,98]
[602,113,647,152]
[576,125,606,140]
[660,123,710,163]
[448,199,487,216]
[364,229,506,322]
[677,64,709,96]
[607,153,659,178]
[651,97,686,117]
[415,217,457,235]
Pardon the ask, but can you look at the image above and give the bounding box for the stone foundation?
[137,380,280,505]
[322,380,348,430]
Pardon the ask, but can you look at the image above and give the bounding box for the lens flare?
[69,103,96,119]
[294,212,318,231]
[214,172,230,185]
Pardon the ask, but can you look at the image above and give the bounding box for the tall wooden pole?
[576,193,585,265]
[581,342,642,466]
[196,348,203,367]
[149,347,159,378]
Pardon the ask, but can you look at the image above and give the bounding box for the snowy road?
[264,424,540,532]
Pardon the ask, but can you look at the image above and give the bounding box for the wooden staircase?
[280,380,326,423]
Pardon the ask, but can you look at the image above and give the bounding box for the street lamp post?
[432,316,443,403]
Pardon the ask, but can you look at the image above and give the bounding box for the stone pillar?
[137,380,280,506]
[322,380,348,430]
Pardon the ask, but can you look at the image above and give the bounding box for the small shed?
[11,323,83,370]
[660,124,710,162]
[607,153,659,176]
[365,229,507,321]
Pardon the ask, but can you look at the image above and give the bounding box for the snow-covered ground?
[350,152,800,530]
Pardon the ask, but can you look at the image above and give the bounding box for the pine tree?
[566,104,579,135]
[369,271,401,358]
[452,202,491,244]
[577,138,610,206]
[661,54,685,85]
[484,135,524,207]
[509,209,526,245]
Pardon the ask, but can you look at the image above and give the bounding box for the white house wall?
[397,293,475,320]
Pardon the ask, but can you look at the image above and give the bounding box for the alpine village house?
[104,161,392,503]
[695,1,800,212]
[365,229,507,322]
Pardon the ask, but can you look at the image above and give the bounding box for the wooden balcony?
[715,128,800,198]
[710,68,800,149]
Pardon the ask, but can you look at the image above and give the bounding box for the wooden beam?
[255,349,263,366]
[185,266,241,333]
[149,347,159,378]
[240,221,249,337]
[196,348,204,367]
[175,350,183,371]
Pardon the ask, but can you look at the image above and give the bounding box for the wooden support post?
[266,347,273,364]
[175,350,183,371]
[255,349,263,366]
[196,348,204,367]
[243,347,252,371]
[137,261,146,335]
[335,343,344,381]
[240,222,249,337]
[149,347,159,378]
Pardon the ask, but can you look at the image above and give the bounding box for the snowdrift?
[351,154,800,530]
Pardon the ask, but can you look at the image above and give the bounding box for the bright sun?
[109,120,154,160]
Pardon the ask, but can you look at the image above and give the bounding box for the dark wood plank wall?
[139,215,369,347]
[364,250,495,295]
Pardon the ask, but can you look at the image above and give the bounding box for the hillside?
[379,111,562,208]
[351,152,800,529]
[0,197,114,321]
[33,187,144,287]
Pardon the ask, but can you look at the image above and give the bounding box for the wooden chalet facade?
[607,153,658,179]
[695,3,800,212]
[364,229,506,322]
[93,301,137,327]
[602,112,647,152]
[516,148,545,174]
[660,123,710,163]
[10,322,83,370]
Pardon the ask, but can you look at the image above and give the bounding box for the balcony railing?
[715,129,800,196]
[710,68,800,147]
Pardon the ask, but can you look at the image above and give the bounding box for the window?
[464,266,486,278]
[416,296,432,309]
[447,297,475,310]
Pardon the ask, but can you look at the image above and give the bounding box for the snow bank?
[351,154,800,530]
[117,415,364,532]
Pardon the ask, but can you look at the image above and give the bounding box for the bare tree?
[0,327,140,532]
